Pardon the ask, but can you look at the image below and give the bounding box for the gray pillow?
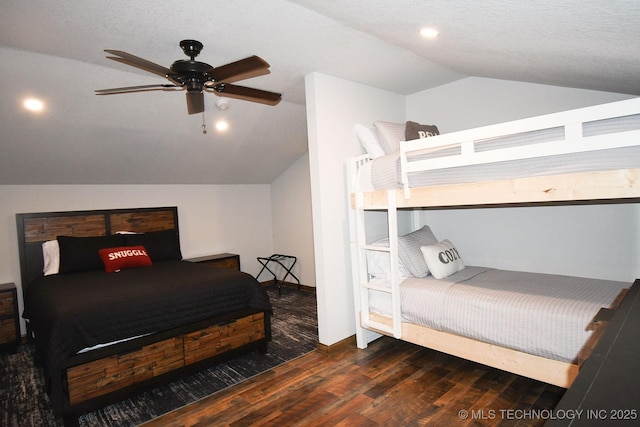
[397,225,438,277]
[373,121,405,154]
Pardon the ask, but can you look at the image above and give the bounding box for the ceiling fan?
[95,39,281,114]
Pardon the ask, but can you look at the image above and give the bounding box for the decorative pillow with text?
[405,121,440,140]
[99,246,153,273]
[420,239,465,279]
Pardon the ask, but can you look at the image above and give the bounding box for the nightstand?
[185,253,240,271]
[0,283,20,353]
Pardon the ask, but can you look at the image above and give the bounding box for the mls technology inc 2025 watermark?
[457,408,637,422]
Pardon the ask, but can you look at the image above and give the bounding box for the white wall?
[306,73,638,347]
[421,204,639,283]
[406,77,633,133]
[305,72,405,345]
[270,152,316,287]
[407,77,638,282]
[0,184,273,333]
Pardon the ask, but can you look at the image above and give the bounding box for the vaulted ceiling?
[1,0,638,184]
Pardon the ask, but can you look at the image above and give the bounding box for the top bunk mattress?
[354,106,640,192]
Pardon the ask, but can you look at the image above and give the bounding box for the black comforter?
[23,260,272,373]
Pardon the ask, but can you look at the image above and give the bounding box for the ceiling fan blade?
[207,55,271,83]
[207,83,281,106]
[186,91,205,115]
[95,84,182,95]
[105,49,174,78]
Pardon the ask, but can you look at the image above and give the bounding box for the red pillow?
[99,246,153,273]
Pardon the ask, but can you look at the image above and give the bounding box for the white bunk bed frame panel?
[348,98,640,389]
[400,97,640,199]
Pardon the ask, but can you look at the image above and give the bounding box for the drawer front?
[0,318,17,344]
[0,292,14,317]
[66,337,184,405]
[184,312,265,365]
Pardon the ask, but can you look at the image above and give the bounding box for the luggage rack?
[257,254,301,295]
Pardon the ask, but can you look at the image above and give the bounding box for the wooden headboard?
[16,206,179,295]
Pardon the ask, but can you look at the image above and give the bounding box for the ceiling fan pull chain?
[201,112,207,134]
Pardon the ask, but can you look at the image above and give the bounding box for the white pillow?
[397,226,439,277]
[420,240,465,279]
[373,121,405,154]
[42,239,60,275]
[355,124,386,159]
[365,238,412,278]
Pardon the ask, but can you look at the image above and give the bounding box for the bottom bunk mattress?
[23,260,272,374]
[368,267,628,363]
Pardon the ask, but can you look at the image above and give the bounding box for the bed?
[352,97,640,207]
[348,98,640,388]
[15,206,272,426]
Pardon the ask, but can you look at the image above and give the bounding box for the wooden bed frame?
[359,283,632,388]
[15,206,272,426]
[352,168,640,209]
[349,99,640,390]
[351,178,638,389]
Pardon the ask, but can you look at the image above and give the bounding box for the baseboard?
[316,335,356,355]
[259,280,316,294]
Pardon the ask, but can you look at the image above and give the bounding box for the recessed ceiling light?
[420,27,439,39]
[215,120,229,132]
[23,97,44,112]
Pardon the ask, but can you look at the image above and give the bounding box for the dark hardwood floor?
[142,335,565,426]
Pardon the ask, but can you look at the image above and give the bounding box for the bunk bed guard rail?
[399,97,640,198]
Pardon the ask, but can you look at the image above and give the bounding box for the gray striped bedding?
[368,267,628,363]
[366,113,640,190]
[369,145,640,190]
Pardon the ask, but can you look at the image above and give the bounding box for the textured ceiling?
[1,0,638,184]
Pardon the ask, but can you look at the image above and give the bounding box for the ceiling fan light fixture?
[216,98,230,111]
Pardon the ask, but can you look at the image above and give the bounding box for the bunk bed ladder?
[352,190,402,339]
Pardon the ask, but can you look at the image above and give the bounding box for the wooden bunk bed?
[348,98,640,388]
[16,206,272,426]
